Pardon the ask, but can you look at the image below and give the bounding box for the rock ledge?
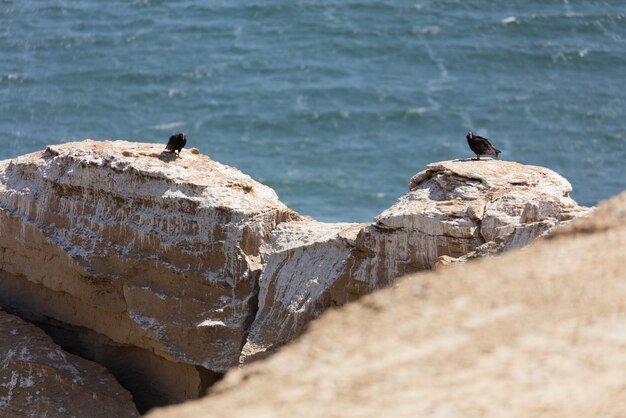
[0,141,591,411]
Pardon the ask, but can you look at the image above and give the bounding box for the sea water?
[1,0,625,222]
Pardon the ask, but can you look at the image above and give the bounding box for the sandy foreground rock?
[148,191,626,418]
[0,140,589,411]
[0,308,139,418]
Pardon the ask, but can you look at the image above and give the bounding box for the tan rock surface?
[350,159,589,291]
[0,141,591,411]
[0,309,139,418]
[0,140,299,408]
[147,192,626,418]
[0,140,297,371]
[240,220,362,363]
[241,158,590,361]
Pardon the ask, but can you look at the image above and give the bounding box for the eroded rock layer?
[351,159,588,288]
[0,141,591,411]
[240,220,362,363]
[0,141,299,409]
[147,192,626,418]
[240,159,590,361]
[0,309,139,418]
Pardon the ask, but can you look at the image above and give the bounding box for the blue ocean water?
[1,1,625,222]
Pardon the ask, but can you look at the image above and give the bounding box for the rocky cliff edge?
[0,141,590,411]
[147,191,626,418]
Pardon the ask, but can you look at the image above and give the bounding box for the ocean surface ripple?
[1,0,625,221]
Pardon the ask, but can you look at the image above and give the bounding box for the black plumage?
[466,131,501,160]
[165,132,187,156]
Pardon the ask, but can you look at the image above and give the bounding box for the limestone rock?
[0,309,139,418]
[348,159,590,291]
[240,220,362,363]
[146,191,626,418]
[239,159,589,363]
[0,140,299,406]
[0,141,591,410]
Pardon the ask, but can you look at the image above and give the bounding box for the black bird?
[466,131,501,160]
[165,132,187,156]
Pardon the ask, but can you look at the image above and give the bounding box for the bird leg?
[475,155,480,161]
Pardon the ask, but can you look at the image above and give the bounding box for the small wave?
[130,88,186,101]
[405,107,429,115]
[563,0,576,17]
[0,74,28,83]
[412,26,440,35]
[183,67,211,80]
[552,49,593,63]
[501,16,517,24]
[294,95,308,111]
[124,31,149,43]
[423,43,449,80]
[151,122,185,131]
[164,88,183,98]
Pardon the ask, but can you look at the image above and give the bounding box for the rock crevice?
[0,308,140,417]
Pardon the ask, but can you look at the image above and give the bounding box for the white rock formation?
[240,159,590,362]
[350,159,588,285]
[0,140,299,407]
[0,141,590,408]
[240,220,362,363]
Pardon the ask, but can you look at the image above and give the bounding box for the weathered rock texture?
[0,141,299,409]
[0,141,590,411]
[240,159,590,361]
[240,220,362,363]
[352,159,588,285]
[147,191,626,418]
[0,308,139,418]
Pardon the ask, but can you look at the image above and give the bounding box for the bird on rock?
[165,132,187,156]
[466,131,501,160]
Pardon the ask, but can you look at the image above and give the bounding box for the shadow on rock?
[158,151,178,163]
[453,158,493,163]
